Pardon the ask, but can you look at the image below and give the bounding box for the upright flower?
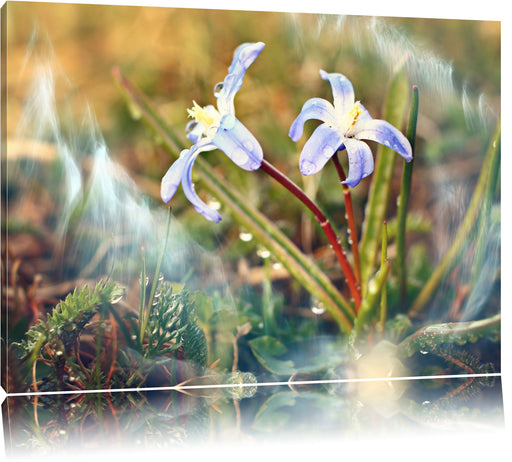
[161,42,265,222]
[289,70,413,187]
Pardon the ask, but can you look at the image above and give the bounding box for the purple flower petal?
[213,114,263,171]
[355,118,413,162]
[299,123,345,176]
[342,138,374,187]
[319,70,355,117]
[160,149,193,203]
[181,151,222,223]
[217,42,265,115]
[289,97,337,142]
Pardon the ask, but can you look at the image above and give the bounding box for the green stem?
[138,249,147,345]
[396,86,419,305]
[262,256,277,336]
[113,67,355,334]
[354,261,391,335]
[94,311,105,390]
[378,221,388,336]
[408,119,501,316]
[139,207,172,344]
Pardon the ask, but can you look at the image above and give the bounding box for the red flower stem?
[331,154,362,287]
[260,158,361,308]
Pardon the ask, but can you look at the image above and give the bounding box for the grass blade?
[408,118,501,316]
[359,64,410,294]
[396,85,419,305]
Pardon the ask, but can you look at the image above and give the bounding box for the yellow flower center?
[187,101,215,130]
[348,102,363,127]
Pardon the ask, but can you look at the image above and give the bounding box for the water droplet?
[186,120,198,134]
[322,146,332,158]
[311,298,326,315]
[111,294,123,304]
[243,140,254,152]
[300,160,316,175]
[128,102,142,120]
[368,279,378,294]
[207,198,222,210]
[239,231,253,242]
[257,247,271,259]
[231,149,250,166]
[220,113,236,130]
[272,262,283,270]
[213,82,224,97]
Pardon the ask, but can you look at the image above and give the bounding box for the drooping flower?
[161,42,265,222]
[289,70,413,187]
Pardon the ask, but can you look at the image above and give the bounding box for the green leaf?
[396,313,500,359]
[396,85,419,302]
[189,291,214,324]
[252,392,297,432]
[359,65,410,294]
[248,336,295,375]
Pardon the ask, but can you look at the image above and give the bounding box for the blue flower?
[289,70,413,187]
[161,42,265,222]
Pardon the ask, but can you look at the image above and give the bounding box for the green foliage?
[113,281,209,386]
[174,288,208,372]
[13,275,210,392]
[15,281,123,364]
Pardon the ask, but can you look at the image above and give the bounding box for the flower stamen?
[349,102,363,128]
[187,101,216,130]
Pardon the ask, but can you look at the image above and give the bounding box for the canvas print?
[1,1,502,457]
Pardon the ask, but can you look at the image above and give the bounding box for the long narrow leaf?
[396,313,500,359]
[396,86,419,305]
[409,119,501,316]
[359,65,410,294]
